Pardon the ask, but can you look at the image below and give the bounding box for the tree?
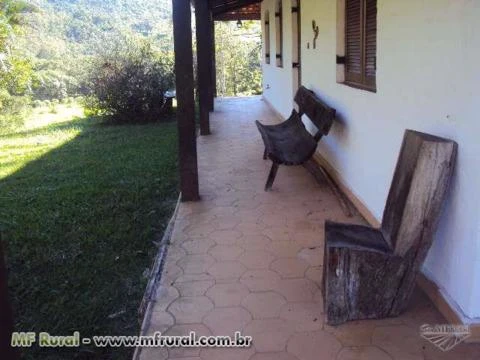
[85,37,175,123]
[0,0,35,130]
[215,21,262,97]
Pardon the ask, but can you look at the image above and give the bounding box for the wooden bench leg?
[263,148,268,160]
[265,163,279,191]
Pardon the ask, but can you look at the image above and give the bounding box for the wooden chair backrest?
[294,86,336,139]
[381,130,457,257]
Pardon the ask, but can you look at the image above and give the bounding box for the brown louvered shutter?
[364,0,377,88]
[345,0,362,84]
[265,11,270,64]
[275,1,283,67]
[345,0,376,91]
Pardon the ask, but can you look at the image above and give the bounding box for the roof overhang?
[214,3,260,21]
[208,0,262,20]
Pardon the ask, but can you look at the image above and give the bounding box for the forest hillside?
[1,0,261,129]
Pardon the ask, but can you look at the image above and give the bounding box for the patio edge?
[132,195,182,360]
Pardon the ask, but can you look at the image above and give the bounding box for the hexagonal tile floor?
[138,97,480,360]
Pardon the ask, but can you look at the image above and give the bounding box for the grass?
[0,103,179,359]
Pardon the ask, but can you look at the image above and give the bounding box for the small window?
[345,0,376,91]
[264,11,271,64]
[275,1,283,67]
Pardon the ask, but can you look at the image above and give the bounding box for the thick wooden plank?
[172,0,200,202]
[195,0,211,136]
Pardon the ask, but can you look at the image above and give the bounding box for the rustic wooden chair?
[256,86,336,191]
[322,130,457,325]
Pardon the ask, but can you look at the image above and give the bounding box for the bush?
[85,39,174,124]
[0,90,30,131]
[32,70,75,101]
[32,99,43,108]
[49,104,58,114]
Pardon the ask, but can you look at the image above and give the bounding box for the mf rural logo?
[420,324,471,352]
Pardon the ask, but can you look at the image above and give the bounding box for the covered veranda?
[137,96,480,360]
[172,0,262,202]
[136,1,480,359]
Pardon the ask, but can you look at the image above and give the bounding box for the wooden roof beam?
[209,0,262,15]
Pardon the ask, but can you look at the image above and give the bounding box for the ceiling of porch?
[208,0,262,20]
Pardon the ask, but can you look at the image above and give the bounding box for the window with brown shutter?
[275,1,283,67]
[345,0,376,91]
[264,11,271,64]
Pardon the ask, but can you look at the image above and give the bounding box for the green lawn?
[0,104,179,359]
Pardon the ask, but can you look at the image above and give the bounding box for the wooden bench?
[323,130,457,325]
[256,86,336,191]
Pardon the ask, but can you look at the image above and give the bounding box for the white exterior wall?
[262,1,295,117]
[261,0,480,320]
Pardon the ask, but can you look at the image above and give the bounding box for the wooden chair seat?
[256,111,318,165]
[325,222,391,253]
[256,86,336,190]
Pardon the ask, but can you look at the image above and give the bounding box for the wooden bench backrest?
[381,130,457,257]
[294,86,336,137]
